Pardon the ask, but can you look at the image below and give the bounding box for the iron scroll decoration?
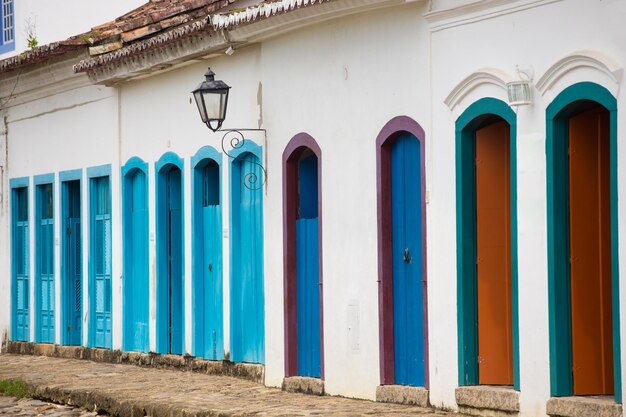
[192,67,267,191]
[220,128,267,191]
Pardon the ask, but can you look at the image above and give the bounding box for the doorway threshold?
[376,385,429,407]
[547,395,621,417]
[456,385,519,416]
[282,376,324,396]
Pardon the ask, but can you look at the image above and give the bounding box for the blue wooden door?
[13,187,30,342]
[93,177,112,348]
[391,133,424,386]
[202,163,223,359]
[124,170,149,352]
[296,155,320,377]
[63,180,82,346]
[37,184,55,343]
[231,153,264,364]
[168,168,184,355]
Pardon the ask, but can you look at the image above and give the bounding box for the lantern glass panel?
[202,91,224,120]
[194,91,208,123]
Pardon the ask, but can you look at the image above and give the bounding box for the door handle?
[403,248,412,264]
[208,263,212,272]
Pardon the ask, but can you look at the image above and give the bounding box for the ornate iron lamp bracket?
[219,128,267,191]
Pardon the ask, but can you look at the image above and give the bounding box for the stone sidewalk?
[0,396,97,417]
[0,354,465,417]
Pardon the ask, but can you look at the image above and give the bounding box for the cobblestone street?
[0,396,97,417]
[0,354,465,417]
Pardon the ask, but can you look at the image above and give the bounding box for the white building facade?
[1,1,625,416]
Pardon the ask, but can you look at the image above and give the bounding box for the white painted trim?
[444,67,513,111]
[536,50,623,96]
[426,0,562,33]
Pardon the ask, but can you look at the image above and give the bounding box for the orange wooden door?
[569,107,614,396]
[475,120,514,385]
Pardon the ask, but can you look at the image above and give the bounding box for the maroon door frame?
[283,133,324,378]
[376,116,429,386]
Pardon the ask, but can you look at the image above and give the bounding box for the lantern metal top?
[192,67,231,132]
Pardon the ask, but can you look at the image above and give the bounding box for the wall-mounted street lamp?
[192,68,231,132]
[507,66,533,106]
[192,67,266,190]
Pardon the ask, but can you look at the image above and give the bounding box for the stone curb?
[7,341,264,384]
[17,380,218,417]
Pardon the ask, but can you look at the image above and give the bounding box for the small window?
[202,161,220,207]
[0,0,14,53]
[16,187,28,222]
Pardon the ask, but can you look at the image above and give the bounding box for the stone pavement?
[0,354,466,417]
[0,396,97,417]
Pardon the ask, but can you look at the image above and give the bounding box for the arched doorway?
[377,116,428,387]
[122,158,149,353]
[230,143,264,364]
[547,82,621,400]
[191,146,223,360]
[283,133,323,379]
[456,99,519,388]
[156,153,185,355]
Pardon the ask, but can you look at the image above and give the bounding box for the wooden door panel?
[569,107,613,395]
[476,120,513,385]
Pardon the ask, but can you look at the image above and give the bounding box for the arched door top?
[456,97,516,131]
[192,145,222,169]
[283,133,322,162]
[156,151,184,173]
[376,116,425,148]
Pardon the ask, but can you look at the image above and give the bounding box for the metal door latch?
[403,248,412,264]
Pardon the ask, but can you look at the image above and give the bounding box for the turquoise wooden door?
[64,180,82,346]
[296,155,320,377]
[168,168,184,355]
[12,187,30,342]
[123,169,149,352]
[391,133,424,386]
[37,183,55,344]
[202,162,223,359]
[231,153,264,364]
[92,176,112,349]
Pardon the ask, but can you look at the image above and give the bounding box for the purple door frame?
[376,116,429,386]
[283,132,324,379]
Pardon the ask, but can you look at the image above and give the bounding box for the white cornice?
[0,52,92,109]
[536,50,623,96]
[445,67,513,110]
[425,0,562,32]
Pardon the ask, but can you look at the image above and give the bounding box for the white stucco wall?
[2,0,626,416]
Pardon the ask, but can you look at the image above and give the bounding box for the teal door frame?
[155,152,185,355]
[34,173,55,344]
[121,157,150,353]
[60,168,83,346]
[87,164,112,349]
[229,141,265,364]
[10,177,30,342]
[546,82,621,402]
[456,97,520,389]
[191,145,223,359]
